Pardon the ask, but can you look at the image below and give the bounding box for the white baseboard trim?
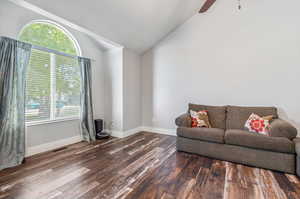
[110,126,176,138]
[140,126,176,136]
[111,127,144,138]
[110,130,124,138]
[124,127,144,137]
[26,135,82,157]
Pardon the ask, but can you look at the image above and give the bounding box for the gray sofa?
[175,104,299,174]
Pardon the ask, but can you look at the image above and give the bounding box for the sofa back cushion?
[226,105,278,130]
[188,103,226,129]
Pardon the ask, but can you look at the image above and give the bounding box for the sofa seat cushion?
[177,127,225,144]
[189,103,226,129]
[225,129,295,154]
[226,105,278,130]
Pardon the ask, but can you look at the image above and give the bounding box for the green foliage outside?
[19,22,77,55]
[55,55,81,118]
[19,22,80,121]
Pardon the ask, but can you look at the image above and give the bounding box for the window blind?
[25,49,81,123]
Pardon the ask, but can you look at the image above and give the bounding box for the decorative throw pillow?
[190,110,211,128]
[244,113,272,135]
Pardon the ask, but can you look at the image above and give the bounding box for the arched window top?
[19,20,81,56]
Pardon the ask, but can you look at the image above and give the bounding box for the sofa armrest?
[294,138,300,155]
[269,119,298,140]
[175,113,191,127]
[294,138,300,176]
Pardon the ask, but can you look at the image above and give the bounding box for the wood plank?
[253,169,287,199]
[273,173,300,199]
[223,163,266,199]
[10,167,90,199]
[199,160,226,199]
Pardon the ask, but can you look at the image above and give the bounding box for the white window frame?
[50,53,57,121]
[26,52,81,127]
[19,20,82,126]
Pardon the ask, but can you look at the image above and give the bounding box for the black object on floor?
[95,119,110,139]
[96,132,110,139]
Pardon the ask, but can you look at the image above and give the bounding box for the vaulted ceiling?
[24,0,205,53]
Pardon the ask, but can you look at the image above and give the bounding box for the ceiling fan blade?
[199,0,216,13]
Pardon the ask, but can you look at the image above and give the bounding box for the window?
[19,21,81,123]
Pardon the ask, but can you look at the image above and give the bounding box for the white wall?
[0,1,106,147]
[104,48,142,133]
[104,49,124,131]
[142,0,300,133]
[123,49,142,131]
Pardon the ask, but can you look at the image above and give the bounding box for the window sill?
[26,117,80,127]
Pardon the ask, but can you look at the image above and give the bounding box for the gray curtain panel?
[0,37,32,170]
[78,57,96,142]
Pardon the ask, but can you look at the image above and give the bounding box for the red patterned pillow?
[190,110,211,128]
[245,113,270,135]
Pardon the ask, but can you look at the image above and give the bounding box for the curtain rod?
[1,36,96,62]
[32,45,96,62]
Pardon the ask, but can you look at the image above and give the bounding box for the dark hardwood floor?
[0,132,299,199]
